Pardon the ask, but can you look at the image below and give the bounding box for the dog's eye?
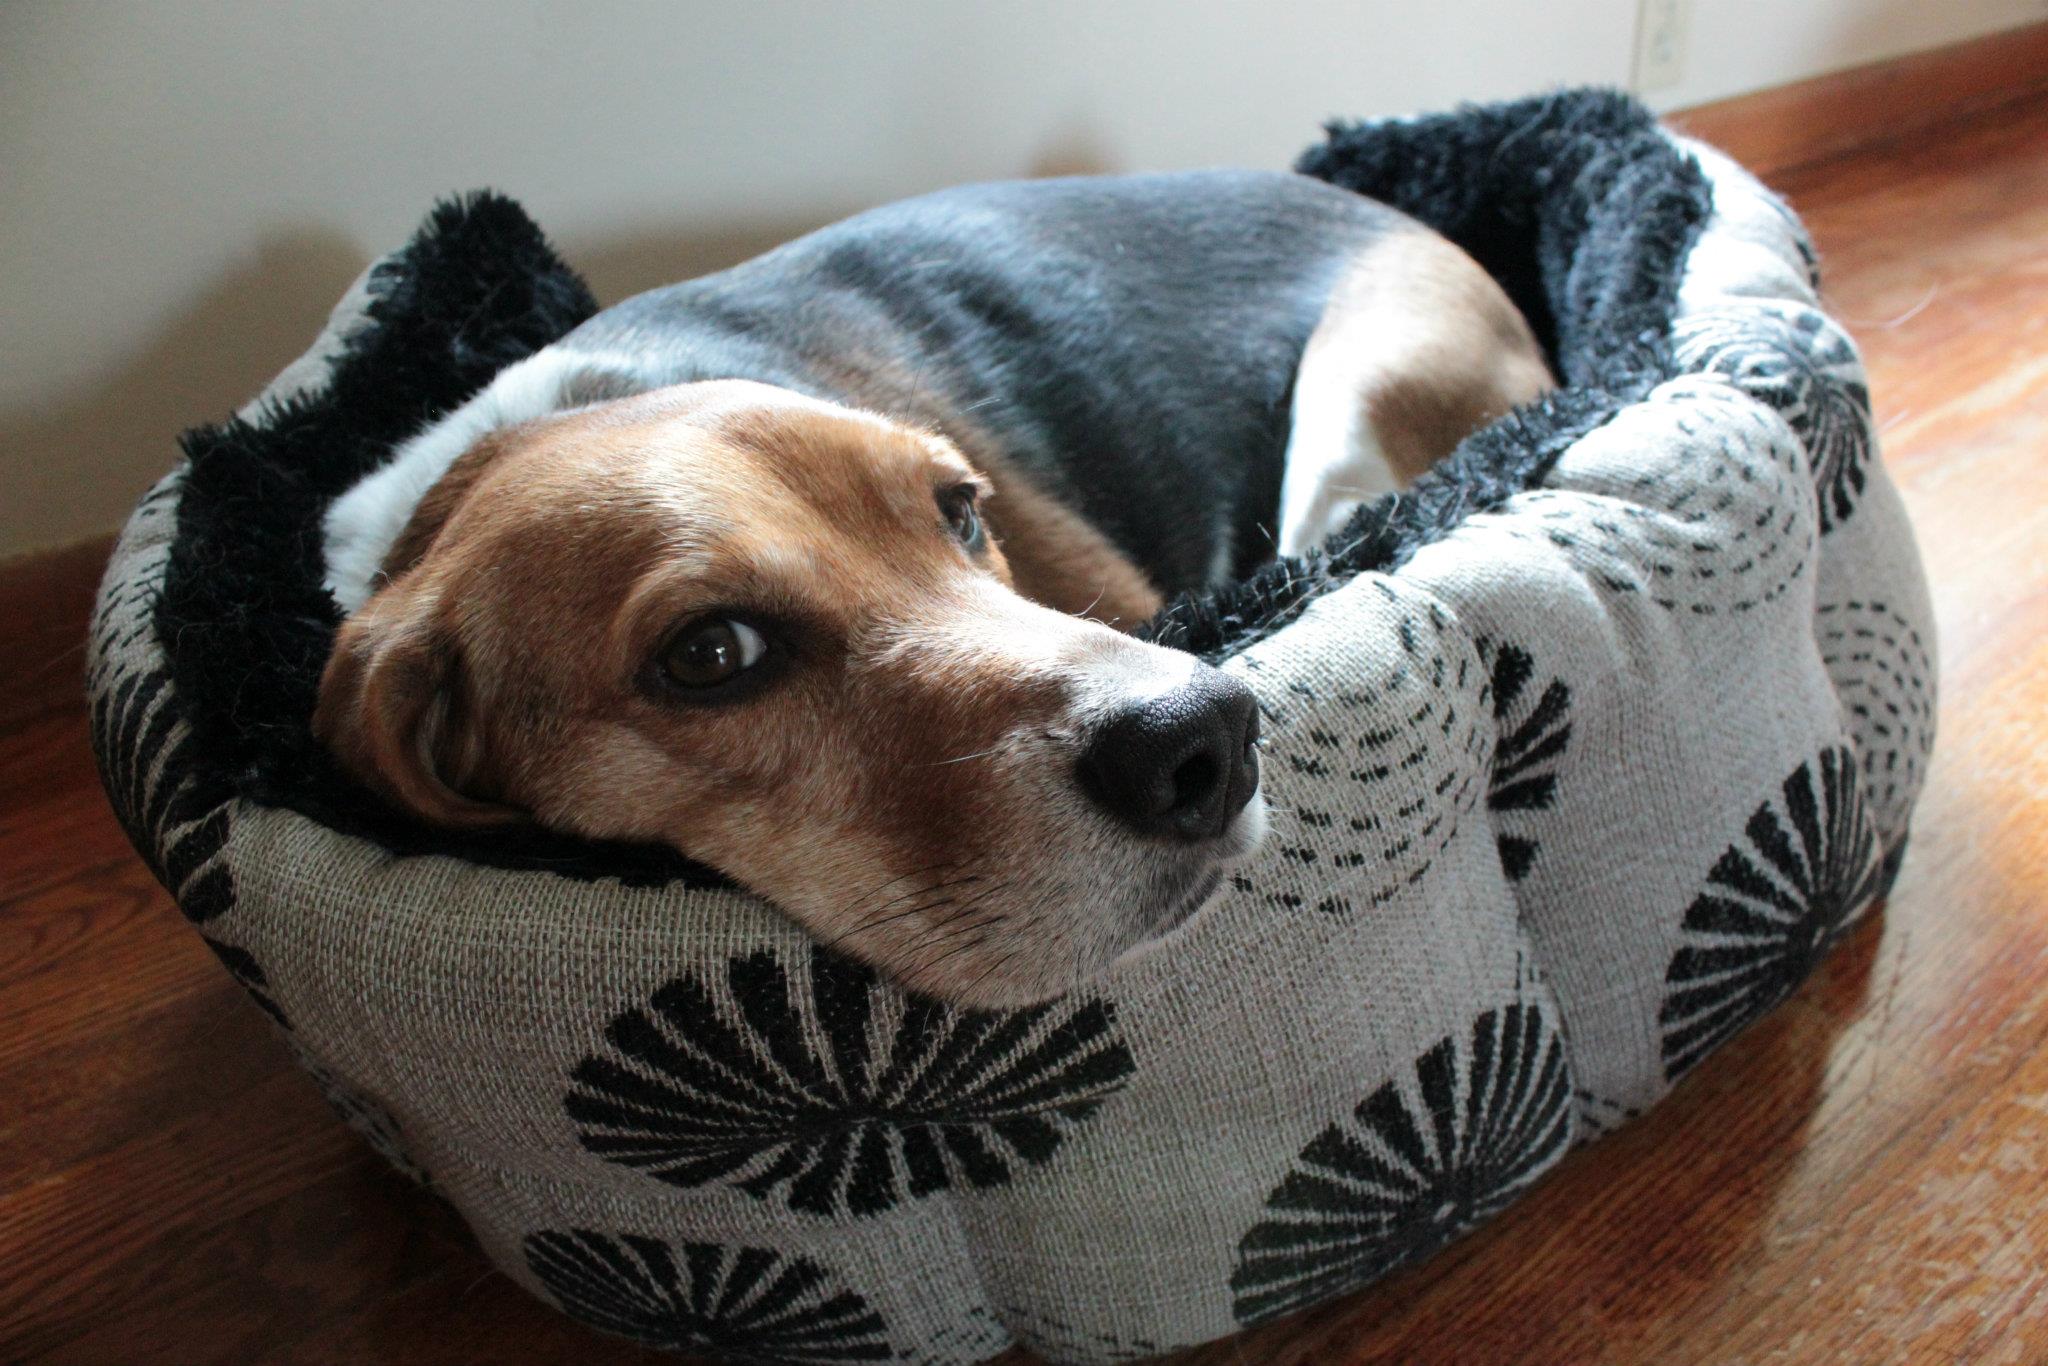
[661,617,768,689]
[940,485,984,551]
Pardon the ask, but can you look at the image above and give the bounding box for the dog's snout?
[1077,667,1260,840]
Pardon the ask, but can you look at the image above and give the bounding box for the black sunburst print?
[1480,640,1572,882]
[1512,386,1811,618]
[524,1229,894,1362]
[1673,302,1873,532]
[1660,745,1883,1081]
[201,938,289,1030]
[1230,994,1573,1325]
[1574,1089,1642,1141]
[565,949,1135,1217]
[88,516,236,924]
[1766,190,1825,291]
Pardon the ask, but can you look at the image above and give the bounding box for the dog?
[315,169,1551,1009]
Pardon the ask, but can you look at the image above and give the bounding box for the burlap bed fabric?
[89,98,1934,1364]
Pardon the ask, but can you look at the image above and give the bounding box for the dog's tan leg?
[1277,229,1554,557]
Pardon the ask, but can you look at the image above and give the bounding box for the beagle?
[316,170,1550,1008]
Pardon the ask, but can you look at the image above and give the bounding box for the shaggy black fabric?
[151,89,1712,882]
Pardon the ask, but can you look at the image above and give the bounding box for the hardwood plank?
[0,534,112,734]
[0,971,278,1190]
[0,870,219,1074]
[1,1059,363,1355]
[0,709,140,915]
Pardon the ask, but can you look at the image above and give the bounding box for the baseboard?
[1669,21,2048,179]
[0,533,116,732]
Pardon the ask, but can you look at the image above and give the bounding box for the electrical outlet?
[1634,0,1692,93]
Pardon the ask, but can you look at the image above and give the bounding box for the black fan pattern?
[1816,598,1936,845]
[1766,190,1825,291]
[1230,992,1573,1325]
[524,1229,894,1362]
[1660,746,1883,1080]
[202,938,289,1030]
[1573,1088,1642,1141]
[1479,640,1572,882]
[566,950,1134,1217]
[87,490,236,925]
[1239,589,1489,917]
[1673,302,1873,532]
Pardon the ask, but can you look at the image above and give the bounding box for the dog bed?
[90,89,1935,1364]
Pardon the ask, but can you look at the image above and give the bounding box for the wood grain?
[4,86,2047,1366]
[0,534,112,734]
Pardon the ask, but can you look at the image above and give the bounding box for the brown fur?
[969,448,1164,627]
[1306,229,1553,482]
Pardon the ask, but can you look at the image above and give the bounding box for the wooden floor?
[5,89,2048,1366]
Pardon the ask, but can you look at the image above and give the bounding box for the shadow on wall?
[0,218,809,562]
[2,136,1124,563]
[567,135,1118,303]
[0,229,369,559]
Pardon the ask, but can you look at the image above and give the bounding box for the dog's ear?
[313,583,521,829]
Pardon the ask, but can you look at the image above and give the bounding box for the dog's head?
[315,380,1263,1006]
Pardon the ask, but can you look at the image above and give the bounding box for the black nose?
[1077,667,1260,840]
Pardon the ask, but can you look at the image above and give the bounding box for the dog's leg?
[1277,230,1553,557]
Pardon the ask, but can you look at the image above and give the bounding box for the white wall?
[1,0,2037,558]
[0,0,1641,559]
[1642,0,2048,108]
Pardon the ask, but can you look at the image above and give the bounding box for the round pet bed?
[89,89,1936,1364]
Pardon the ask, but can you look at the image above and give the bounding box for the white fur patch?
[321,348,652,613]
[1276,357,1400,557]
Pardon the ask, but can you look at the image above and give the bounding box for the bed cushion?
[88,88,1935,1364]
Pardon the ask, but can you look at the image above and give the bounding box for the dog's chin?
[972,789,1269,1007]
[1111,788,1267,958]
[855,791,1270,1012]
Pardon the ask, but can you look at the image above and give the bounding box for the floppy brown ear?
[313,585,522,829]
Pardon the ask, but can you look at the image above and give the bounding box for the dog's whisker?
[955,943,1017,1006]
[911,896,1008,959]
[915,744,1007,768]
[818,903,952,955]
[818,878,987,952]
[891,880,1012,971]
[914,886,1009,949]
[863,872,980,917]
[841,864,967,918]
[822,897,955,951]
[911,920,984,961]
[917,931,990,977]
